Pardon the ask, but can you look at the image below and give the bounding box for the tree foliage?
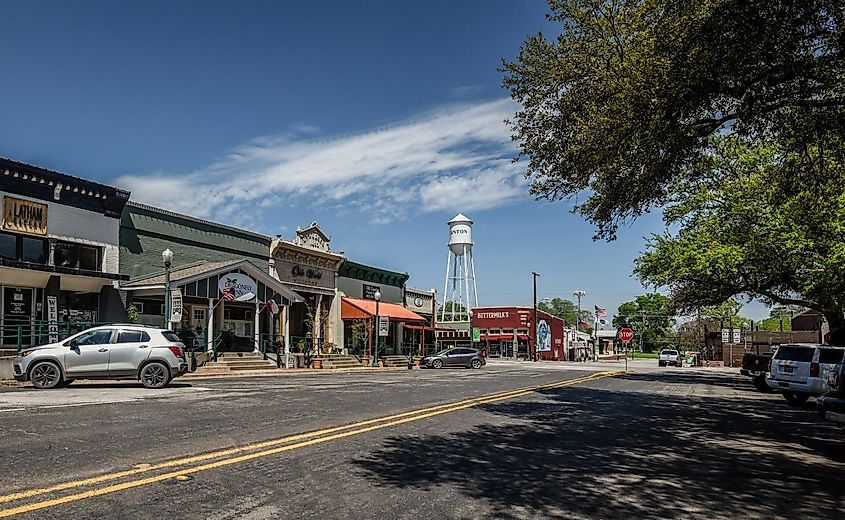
[538,297,594,329]
[503,0,845,240]
[611,293,674,351]
[634,135,845,342]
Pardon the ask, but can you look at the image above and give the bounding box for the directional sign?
[722,328,730,343]
[733,329,741,344]
[619,327,634,343]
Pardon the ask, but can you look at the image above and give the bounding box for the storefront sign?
[275,259,336,290]
[476,311,510,319]
[363,284,381,300]
[537,320,551,352]
[378,316,389,337]
[170,289,183,323]
[218,273,257,301]
[2,196,48,236]
[472,327,480,342]
[46,296,59,343]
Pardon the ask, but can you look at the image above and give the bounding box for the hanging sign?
[472,327,481,342]
[218,273,257,301]
[2,196,48,236]
[170,289,183,323]
[378,316,389,337]
[47,295,59,343]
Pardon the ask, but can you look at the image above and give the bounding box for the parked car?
[658,349,682,367]
[816,363,845,417]
[740,350,776,393]
[766,343,845,405]
[14,325,189,389]
[421,348,486,369]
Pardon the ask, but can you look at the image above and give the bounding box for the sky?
[0,1,769,321]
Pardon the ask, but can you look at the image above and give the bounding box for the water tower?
[440,213,478,321]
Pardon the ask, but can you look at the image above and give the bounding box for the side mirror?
[67,339,79,349]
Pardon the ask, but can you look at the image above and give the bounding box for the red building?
[472,306,566,361]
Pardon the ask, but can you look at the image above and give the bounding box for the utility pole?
[532,272,539,362]
[573,290,586,361]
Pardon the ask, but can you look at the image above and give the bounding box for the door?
[108,329,152,376]
[64,328,115,376]
[445,348,467,366]
[3,287,33,347]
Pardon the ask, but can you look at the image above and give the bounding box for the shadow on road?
[354,372,844,519]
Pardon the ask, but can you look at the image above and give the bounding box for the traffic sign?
[619,327,634,343]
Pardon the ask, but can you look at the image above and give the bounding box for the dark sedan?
[421,348,486,369]
[817,363,845,417]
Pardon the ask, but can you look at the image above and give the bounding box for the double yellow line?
[0,370,622,517]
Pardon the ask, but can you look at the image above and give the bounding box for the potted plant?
[360,357,371,367]
[312,358,323,369]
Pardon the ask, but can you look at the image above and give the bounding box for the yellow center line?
[0,371,611,506]
[0,371,622,518]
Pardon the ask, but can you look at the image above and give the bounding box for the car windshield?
[774,345,815,362]
[661,350,679,356]
[434,350,453,356]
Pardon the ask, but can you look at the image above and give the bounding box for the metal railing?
[1,319,116,353]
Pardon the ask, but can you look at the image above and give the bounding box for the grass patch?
[628,351,659,359]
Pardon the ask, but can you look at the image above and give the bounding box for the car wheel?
[783,391,810,405]
[140,362,171,389]
[432,359,443,369]
[29,361,62,390]
[752,375,772,393]
[471,359,482,369]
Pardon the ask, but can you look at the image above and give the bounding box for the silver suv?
[766,343,845,404]
[13,325,188,389]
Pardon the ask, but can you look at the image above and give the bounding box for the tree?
[611,293,674,351]
[757,306,803,332]
[350,318,373,354]
[502,0,845,240]
[538,297,594,329]
[440,301,469,321]
[634,135,845,343]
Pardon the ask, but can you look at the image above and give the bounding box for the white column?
[254,301,260,352]
[206,298,214,352]
[283,305,291,368]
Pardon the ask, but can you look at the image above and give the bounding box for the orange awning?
[341,297,426,322]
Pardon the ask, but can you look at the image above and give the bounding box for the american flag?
[595,305,607,318]
[221,287,236,301]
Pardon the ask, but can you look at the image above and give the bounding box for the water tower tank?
[448,213,473,256]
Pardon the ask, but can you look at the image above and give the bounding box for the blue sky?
[0,1,769,320]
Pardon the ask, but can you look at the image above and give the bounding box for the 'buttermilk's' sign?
[475,311,510,319]
[2,196,48,236]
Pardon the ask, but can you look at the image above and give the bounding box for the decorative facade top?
[293,221,332,252]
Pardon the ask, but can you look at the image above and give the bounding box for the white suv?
[766,343,845,404]
[13,325,188,389]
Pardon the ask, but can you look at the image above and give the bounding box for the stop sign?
[619,328,634,343]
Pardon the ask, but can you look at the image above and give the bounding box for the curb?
[825,411,845,424]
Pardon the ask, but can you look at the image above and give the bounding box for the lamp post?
[372,290,381,367]
[162,249,174,329]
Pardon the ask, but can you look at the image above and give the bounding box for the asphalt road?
[0,360,842,519]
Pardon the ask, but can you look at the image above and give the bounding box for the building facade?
[119,202,299,352]
[269,223,344,353]
[0,158,129,349]
[471,306,566,360]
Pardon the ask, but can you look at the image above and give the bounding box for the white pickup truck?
[658,349,682,367]
[766,344,845,404]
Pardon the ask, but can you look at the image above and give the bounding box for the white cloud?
[114,98,525,223]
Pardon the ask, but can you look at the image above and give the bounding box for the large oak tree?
[503,0,844,239]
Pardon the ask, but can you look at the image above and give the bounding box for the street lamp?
[162,248,174,329]
[372,290,381,367]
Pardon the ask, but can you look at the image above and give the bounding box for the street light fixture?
[162,249,174,329]
[373,290,381,367]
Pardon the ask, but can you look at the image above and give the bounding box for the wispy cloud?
[114,98,525,223]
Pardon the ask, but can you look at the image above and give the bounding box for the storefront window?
[0,233,15,260]
[54,241,100,270]
[21,237,48,263]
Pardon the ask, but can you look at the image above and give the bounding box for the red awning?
[517,334,530,341]
[480,334,510,341]
[341,297,427,322]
